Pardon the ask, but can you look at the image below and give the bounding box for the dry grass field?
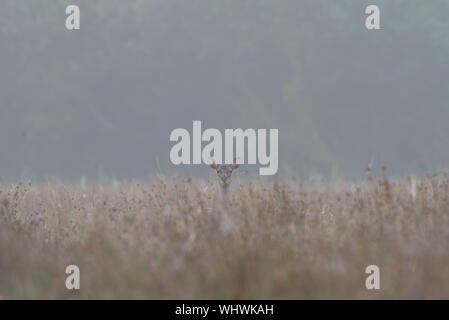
[1,169,449,299]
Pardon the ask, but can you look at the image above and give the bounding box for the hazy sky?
[1,0,448,182]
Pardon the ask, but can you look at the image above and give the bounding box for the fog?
[1,0,448,181]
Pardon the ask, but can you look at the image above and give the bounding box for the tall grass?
[1,170,449,299]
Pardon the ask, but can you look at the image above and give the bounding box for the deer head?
[210,158,239,187]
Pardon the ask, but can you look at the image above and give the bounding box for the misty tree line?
[0,0,448,180]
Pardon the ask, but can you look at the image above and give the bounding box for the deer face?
[210,161,239,186]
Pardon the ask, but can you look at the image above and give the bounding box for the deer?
[210,158,239,201]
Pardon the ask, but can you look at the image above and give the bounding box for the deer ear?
[210,161,218,170]
[232,158,239,170]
